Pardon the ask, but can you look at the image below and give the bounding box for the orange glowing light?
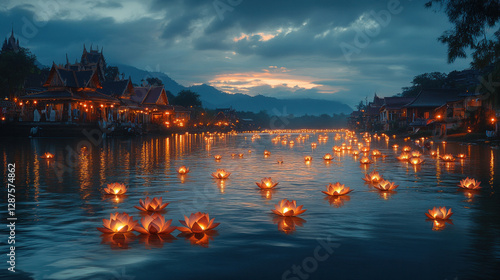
[362,171,383,184]
[273,216,306,234]
[97,212,137,233]
[440,154,455,162]
[458,177,481,190]
[311,143,317,148]
[409,157,424,165]
[392,144,399,149]
[177,166,190,174]
[374,180,399,191]
[271,199,307,217]
[211,169,231,179]
[264,150,271,156]
[134,213,176,234]
[402,146,411,152]
[360,146,370,153]
[322,182,352,196]
[304,155,312,162]
[177,212,220,234]
[359,156,373,164]
[214,155,222,160]
[456,153,466,159]
[425,207,453,220]
[397,153,411,161]
[103,183,127,195]
[323,153,333,160]
[256,177,279,189]
[40,152,54,159]
[134,197,169,212]
[411,151,422,158]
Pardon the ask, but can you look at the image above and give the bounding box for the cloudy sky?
[1,0,471,107]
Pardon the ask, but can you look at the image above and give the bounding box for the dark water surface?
[1,133,499,280]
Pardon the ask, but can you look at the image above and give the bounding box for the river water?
[1,132,499,280]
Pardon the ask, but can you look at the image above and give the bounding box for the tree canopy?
[0,47,38,99]
[425,0,500,68]
[172,90,202,108]
[401,72,448,97]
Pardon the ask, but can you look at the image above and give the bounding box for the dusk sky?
[1,0,471,107]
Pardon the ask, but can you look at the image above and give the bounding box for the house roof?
[132,87,149,104]
[365,106,380,116]
[381,97,416,110]
[404,89,466,108]
[100,80,131,97]
[19,90,86,101]
[143,86,166,104]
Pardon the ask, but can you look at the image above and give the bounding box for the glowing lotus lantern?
[97,212,138,233]
[346,145,352,150]
[304,156,312,162]
[402,146,411,152]
[264,150,271,156]
[323,153,333,160]
[430,150,437,157]
[238,153,244,158]
[256,177,279,189]
[362,171,383,184]
[231,153,236,157]
[440,154,455,162]
[104,183,127,195]
[374,180,399,191]
[177,212,220,233]
[134,213,176,235]
[458,177,481,190]
[456,153,466,159]
[311,142,317,148]
[277,159,284,164]
[134,197,169,212]
[333,146,341,152]
[211,169,231,179]
[392,144,399,149]
[214,155,222,160]
[411,151,422,158]
[40,152,54,159]
[322,182,352,196]
[371,149,382,157]
[409,157,424,165]
[397,153,410,161]
[177,166,190,174]
[425,207,453,220]
[271,199,307,217]
[359,156,373,164]
[351,150,360,156]
[360,146,370,153]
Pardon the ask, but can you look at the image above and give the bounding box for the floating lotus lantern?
[264,150,271,156]
[271,199,307,217]
[323,153,333,161]
[425,207,453,220]
[374,180,399,191]
[456,153,467,159]
[371,149,382,157]
[134,213,176,235]
[409,157,424,165]
[322,182,352,196]
[134,197,169,212]
[411,151,422,158]
[430,150,437,157]
[211,169,231,179]
[177,212,220,234]
[238,153,244,158]
[359,156,373,164]
[362,171,383,184]
[311,142,317,148]
[103,183,127,195]
[277,159,284,164]
[177,166,190,174]
[256,177,279,189]
[360,146,370,153]
[392,144,399,149]
[97,212,138,233]
[40,152,54,159]
[397,153,411,161]
[333,146,341,152]
[458,177,481,190]
[402,146,411,152]
[304,155,312,162]
[346,145,352,150]
[214,154,222,160]
[231,153,236,157]
[440,154,455,162]
[351,150,360,156]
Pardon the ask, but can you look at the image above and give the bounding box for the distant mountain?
[117,64,352,116]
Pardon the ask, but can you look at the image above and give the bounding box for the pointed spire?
[11,24,14,37]
[66,53,69,65]
[83,43,87,53]
[90,43,93,51]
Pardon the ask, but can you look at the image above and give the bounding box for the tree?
[401,72,448,97]
[173,90,202,108]
[355,101,366,111]
[0,47,38,99]
[104,66,119,81]
[425,0,500,69]
[146,77,163,86]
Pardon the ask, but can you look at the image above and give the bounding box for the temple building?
[1,28,20,53]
